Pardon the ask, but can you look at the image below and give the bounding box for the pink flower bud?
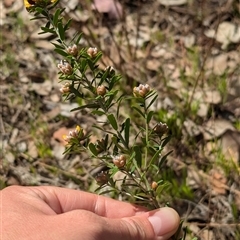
[87,47,98,58]
[133,84,150,97]
[97,85,106,96]
[113,155,126,168]
[67,44,78,56]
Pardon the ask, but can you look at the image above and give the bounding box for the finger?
[53,207,179,240]
[27,186,147,217]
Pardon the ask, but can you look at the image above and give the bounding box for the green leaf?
[48,0,61,10]
[158,150,173,168]
[69,86,83,98]
[71,103,100,111]
[88,143,98,156]
[64,19,72,31]
[45,21,51,29]
[133,145,142,167]
[146,92,158,110]
[124,118,130,148]
[53,8,61,26]
[146,111,154,124]
[156,182,171,196]
[91,110,105,116]
[87,58,95,71]
[75,33,83,45]
[57,22,65,41]
[161,135,172,147]
[40,26,55,34]
[108,75,121,89]
[92,52,102,65]
[107,114,118,130]
[149,148,163,166]
[54,48,68,57]
[132,106,145,118]
[99,67,111,85]
[35,7,48,17]
[51,42,65,50]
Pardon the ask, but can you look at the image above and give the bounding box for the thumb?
[103,207,180,240]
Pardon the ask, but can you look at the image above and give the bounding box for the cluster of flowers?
[59,44,168,189]
[62,125,83,143]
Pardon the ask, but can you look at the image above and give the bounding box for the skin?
[1,186,180,240]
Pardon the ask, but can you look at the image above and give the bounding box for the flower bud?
[95,139,105,153]
[113,155,126,168]
[62,134,72,143]
[104,66,115,76]
[67,44,78,56]
[87,47,98,58]
[58,60,73,75]
[95,171,108,185]
[62,126,82,143]
[59,82,70,94]
[97,85,106,96]
[151,181,158,190]
[153,122,168,135]
[133,84,150,98]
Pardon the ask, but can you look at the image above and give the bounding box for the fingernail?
[148,207,179,237]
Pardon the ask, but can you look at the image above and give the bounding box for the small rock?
[205,54,228,76]
[183,118,202,137]
[184,34,195,48]
[203,119,235,140]
[5,152,15,163]
[60,103,79,117]
[17,141,27,153]
[28,141,38,159]
[205,22,240,49]
[52,144,66,160]
[31,81,53,96]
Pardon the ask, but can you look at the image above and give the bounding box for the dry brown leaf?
[209,168,227,195]
[52,127,70,146]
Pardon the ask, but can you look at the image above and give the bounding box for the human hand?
[1,186,179,240]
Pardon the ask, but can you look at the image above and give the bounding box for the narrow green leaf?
[161,135,172,147]
[64,19,72,31]
[92,52,102,65]
[75,33,83,45]
[149,148,162,166]
[57,22,65,41]
[133,145,142,167]
[51,42,65,49]
[146,111,154,124]
[91,110,105,116]
[54,48,68,57]
[35,7,48,16]
[53,8,61,26]
[156,182,171,196]
[87,58,95,71]
[48,0,61,10]
[45,21,51,29]
[71,103,100,111]
[158,150,173,168]
[88,142,98,156]
[132,106,145,118]
[40,27,55,34]
[107,114,118,130]
[146,93,158,110]
[124,118,130,148]
[108,75,121,89]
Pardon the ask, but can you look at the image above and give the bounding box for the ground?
[1,0,240,239]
